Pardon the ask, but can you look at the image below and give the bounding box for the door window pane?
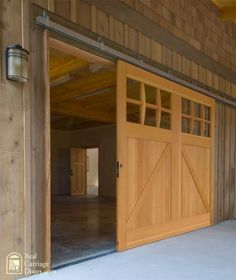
[182,117,191,133]
[160,111,171,129]
[145,84,157,105]
[145,108,157,127]
[182,98,191,115]
[204,106,211,121]
[193,120,201,135]
[127,78,140,100]
[194,102,201,118]
[127,103,140,123]
[161,90,171,109]
[204,122,211,137]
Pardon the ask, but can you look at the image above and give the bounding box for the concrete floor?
[28,220,236,280]
[51,195,116,268]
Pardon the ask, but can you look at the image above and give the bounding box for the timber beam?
[220,5,236,21]
[51,101,114,123]
[51,70,116,104]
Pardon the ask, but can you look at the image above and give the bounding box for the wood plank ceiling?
[211,0,236,21]
[50,47,116,130]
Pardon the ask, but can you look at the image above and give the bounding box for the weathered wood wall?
[0,0,236,279]
[0,1,25,279]
[215,103,236,222]
[48,0,236,100]
[0,1,50,279]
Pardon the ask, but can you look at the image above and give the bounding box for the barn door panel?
[117,60,180,250]
[116,60,214,251]
[181,145,211,217]
[126,139,171,230]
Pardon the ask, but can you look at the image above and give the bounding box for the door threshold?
[52,248,116,270]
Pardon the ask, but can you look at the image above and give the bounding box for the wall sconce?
[6,45,29,82]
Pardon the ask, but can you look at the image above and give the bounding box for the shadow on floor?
[51,195,116,268]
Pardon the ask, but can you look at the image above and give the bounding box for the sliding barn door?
[116,61,215,250]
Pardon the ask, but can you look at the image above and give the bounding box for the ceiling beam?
[50,70,116,104]
[51,101,114,123]
[220,5,236,20]
[50,38,115,70]
[50,56,88,80]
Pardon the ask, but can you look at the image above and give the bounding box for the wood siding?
[48,0,236,99]
[0,1,25,279]
[215,103,236,222]
[0,1,50,279]
[0,0,236,279]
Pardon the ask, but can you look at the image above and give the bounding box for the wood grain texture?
[84,0,236,84]
[116,61,128,251]
[117,61,214,250]
[0,0,25,278]
[50,0,236,104]
[30,26,51,270]
[215,103,236,222]
[70,148,87,195]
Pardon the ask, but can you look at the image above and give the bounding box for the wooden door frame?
[47,37,115,268]
[71,145,100,196]
[85,146,100,196]
[45,36,215,267]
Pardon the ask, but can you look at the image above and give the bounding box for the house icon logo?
[6,252,23,275]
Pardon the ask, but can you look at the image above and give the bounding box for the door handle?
[70,170,74,176]
[117,161,123,178]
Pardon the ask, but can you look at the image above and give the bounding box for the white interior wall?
[87,148,99,187]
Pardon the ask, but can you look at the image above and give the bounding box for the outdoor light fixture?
[6,45,29,82]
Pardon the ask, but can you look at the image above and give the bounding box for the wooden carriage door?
[116,61,214,251]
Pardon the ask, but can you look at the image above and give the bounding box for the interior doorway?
[70,147,99,196]
[49,39,117,268]
[86,148,99,196]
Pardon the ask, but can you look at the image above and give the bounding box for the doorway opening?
[86,148,99,196]
[49,39,117,268]
[70,147,99,196]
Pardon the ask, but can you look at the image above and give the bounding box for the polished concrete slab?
[29,220,236,280]
[51,195,116,268]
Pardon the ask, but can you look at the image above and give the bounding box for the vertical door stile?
[190,101,194,134]
[117,61,128,251]
[200,104,205,137]
[171,94,182,220]
[210,100,216,224]
[140,83,146,125]
[157,88,161,128]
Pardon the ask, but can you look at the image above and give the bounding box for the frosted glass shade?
[6,45,29,82]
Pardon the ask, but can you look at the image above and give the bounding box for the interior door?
[116,60,215,251]
[70,148,87,195]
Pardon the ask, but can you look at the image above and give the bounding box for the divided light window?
[181,98,211,137]
[126,78,172,130]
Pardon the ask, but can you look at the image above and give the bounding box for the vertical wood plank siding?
[49,0,236,98]
[215,104,236,222]
[0,0,25,278]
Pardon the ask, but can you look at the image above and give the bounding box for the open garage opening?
[49,39,117,268]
